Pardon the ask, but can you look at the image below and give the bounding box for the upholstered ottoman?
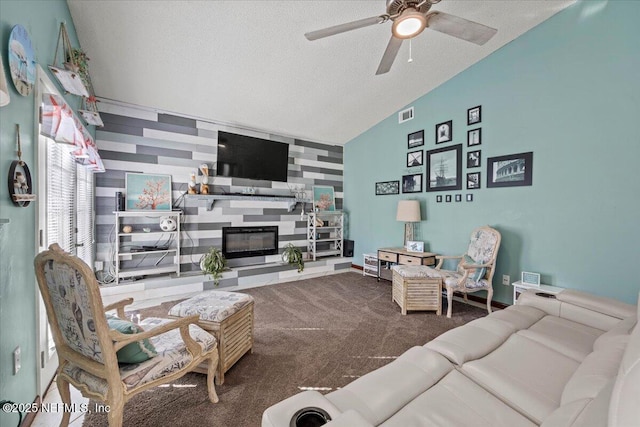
[169,290,254,385]
[392,265,442,315]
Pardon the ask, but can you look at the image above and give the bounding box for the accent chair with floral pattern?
[34,244,219,427]
[418,226,501,318]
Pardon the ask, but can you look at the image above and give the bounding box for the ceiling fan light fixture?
[392,9,426,39]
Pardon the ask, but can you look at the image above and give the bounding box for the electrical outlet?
[502,275,511,286]
[13,346,21,375]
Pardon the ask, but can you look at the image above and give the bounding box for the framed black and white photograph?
[445,195,452,202]
[487,152,534,188]
[467,150,481,168]
[435,120,453,144]
[407,150,423,167]
[468,105,481,125]
[375,180,400,196]
[402,173,423,193]
[467,128,481,147]
[426,144,462,192]
[467,172,481,190]
[466,194,473,202]
[436,195,442,203]
[408,130,424,149]
[455,194,462,202]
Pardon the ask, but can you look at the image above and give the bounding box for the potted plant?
[200,247,227,286]
[282,243,304,273]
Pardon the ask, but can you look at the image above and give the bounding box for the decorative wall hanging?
[468,105,482,125]
[487,152,533,188]
[407,150,423,167]
[375,181,399,195]
[467,172,481,189]
[445,195,452,202]
[436,195,442,203]
[49,23,90,97]
[8,125,36,207]
[407,130,424,149]
[467,150,481,168]
[72,49,103,126]
[8,25,36,96]
[467,128,481,146]
[313,185,336,211]
[426,144,462,192]
[466,194,474,202]
[435,120,452,144]
[402,173,422,193]
[125,173,172,211]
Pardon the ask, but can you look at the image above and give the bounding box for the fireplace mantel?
[186,194,311,211]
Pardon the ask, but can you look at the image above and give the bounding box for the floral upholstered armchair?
[34,244,219,427]
[421,226,501,318]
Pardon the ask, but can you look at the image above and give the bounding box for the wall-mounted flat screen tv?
[217,131,289,182]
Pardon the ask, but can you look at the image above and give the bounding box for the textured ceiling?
[67,0,576,145]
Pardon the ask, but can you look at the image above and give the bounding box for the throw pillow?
[463,255,486,282]
[106,314,157,364]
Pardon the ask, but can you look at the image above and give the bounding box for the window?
[43,134,95,267]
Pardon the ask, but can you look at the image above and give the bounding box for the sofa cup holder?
[290,407,332,427]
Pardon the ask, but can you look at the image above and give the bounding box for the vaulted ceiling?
[68,0,575,144]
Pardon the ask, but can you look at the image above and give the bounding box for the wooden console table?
[377,247,437,281]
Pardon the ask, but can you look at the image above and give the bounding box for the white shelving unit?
[307,211,344,261]
[114,210,181,284]
[363,253,378,278]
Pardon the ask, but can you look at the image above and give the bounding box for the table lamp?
[396,200,421,246]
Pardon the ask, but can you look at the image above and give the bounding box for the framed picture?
[467,150,481,168]
[436,195,442,203]
[125,173,172,211]
[445,195,452,202]
[435,120,452,144]
[402,173,422,193]
[407,150,423,167]
[468,105,481,125]
[408,130,424,149]
[455,194,462,202]
[375,180,399,196]
[426,144,462,192]
[466,194,473,202]
[467,128,481,147]
[487,152,534,188]
[313,185,336,211]
[406,241,424,253]
[467,172,481,190]
[521,271,541,286]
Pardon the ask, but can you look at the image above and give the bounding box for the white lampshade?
[396,200,421,222]
[0,56,11,107]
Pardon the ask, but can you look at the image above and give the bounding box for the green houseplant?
[200,247,227,286]
[282,243,304,273]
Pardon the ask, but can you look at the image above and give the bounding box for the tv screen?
[217,131,289,182]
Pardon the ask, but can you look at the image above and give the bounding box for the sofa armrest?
[325,410,374,427]
[557,290,636,320]
[262,391,341,427]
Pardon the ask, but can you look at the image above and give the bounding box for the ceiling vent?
[398,107,414,124]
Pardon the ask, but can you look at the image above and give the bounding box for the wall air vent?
[398,107,414,124]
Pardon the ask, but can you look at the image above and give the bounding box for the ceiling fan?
[305,0,498,75]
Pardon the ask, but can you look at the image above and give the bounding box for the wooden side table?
[512,280,564,304]
[377,247,436,281]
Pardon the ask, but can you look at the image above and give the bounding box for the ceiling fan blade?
[305,15,387,41]
[426,11,497,45]
[376,36,403,75]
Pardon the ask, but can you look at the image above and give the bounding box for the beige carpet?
[83,272,486,427]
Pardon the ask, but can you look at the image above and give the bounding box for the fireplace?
[222,226,279,259]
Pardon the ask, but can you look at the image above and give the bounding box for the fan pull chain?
[408,39,413,63]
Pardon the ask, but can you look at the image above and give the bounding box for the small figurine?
[200,163,210,194]
[188,171,198,194]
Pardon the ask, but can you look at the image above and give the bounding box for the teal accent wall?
[0,1,85,421]
[344,0,640,305]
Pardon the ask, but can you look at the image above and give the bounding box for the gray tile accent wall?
[96,102,344,275]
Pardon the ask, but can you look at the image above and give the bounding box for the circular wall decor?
[8,160,35,207]
[8,24,36,96]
